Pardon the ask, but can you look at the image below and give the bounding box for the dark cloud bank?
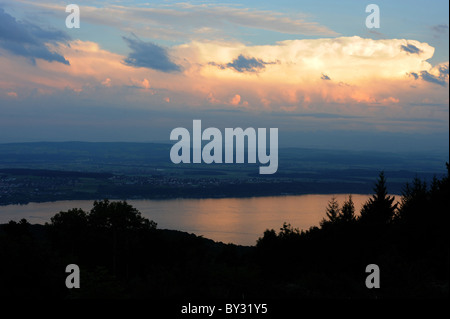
[122,36,181,72]
[0,8,70,65]
[210,54,277,73]
[410,64,449,87]
[400,43,422,55]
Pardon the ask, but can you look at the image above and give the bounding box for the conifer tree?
[359,171,397,225]
[326,196,339,222]
[340,195,356,223]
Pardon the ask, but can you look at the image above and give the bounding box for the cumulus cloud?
[1,36,448,125]
[0,7,70,65]
[184,37,436,87]
[122,36,181,72]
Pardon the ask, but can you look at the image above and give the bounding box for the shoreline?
[0,191,399,207]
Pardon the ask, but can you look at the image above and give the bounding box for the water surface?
[0,194,377,245]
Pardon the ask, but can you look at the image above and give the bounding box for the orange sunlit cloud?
[0,36,448,121]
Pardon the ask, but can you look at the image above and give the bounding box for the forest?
[0,164,448,300]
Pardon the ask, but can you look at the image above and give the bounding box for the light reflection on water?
[0,194,380,246]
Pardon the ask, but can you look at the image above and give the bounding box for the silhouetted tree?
[47,208,89,258]
[4,218,31,237]
[359,171,397,226]
[339,195,356,223]
[256,229,277,247]
[46,200,158,279]
[395,176,427,225]
[278,222,300,239]
[2,164,448,299]
[256,229,278,264]
[50,208,88,228]
[87,199,157,276]
[429,162,449,226]
[89,199,156,231]
[320,196,339,227]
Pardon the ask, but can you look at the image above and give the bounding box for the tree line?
[0,164,448,298]
[256,165,449,298]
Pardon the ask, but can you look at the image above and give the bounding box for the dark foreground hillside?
[0,165,448,300]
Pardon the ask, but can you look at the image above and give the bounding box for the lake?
[0,194,382,246]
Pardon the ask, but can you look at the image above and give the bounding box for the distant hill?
[0,141,446,172]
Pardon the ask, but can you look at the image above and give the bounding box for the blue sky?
[0,0,448,153]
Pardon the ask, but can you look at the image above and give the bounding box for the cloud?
[1,36,448,130]
[431,24,449,36]
[409,72,419,80]
[227,55,266,73]
[287,112,364,119]
[6,91,17,98]
[409,62,449,87]
[401,43,422,54]
[420,71,446,86]
[122,36,180,72]
[368,29,385,37]
[0,8,70,65]
[437,63,449,76]
[210,54,276,73]
[230,94,241,105]
[12,2,337,40]
[101,78,112,87]
[186,37,436,86]
[187,5,337,36]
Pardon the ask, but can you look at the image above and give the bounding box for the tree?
[50,208,88,230]
[46,200,158,278]
[278,222,300,239]
[88,199,157,231]
[4,219,31,237]
[395,176,427,225]
[87,199,157,276]
[256,229,277,251]
[48,208,89,256]
[320,196,340,227]
[359,171,397,226]
[339,195,356,223]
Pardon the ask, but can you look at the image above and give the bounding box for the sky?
[0,0,448,153]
